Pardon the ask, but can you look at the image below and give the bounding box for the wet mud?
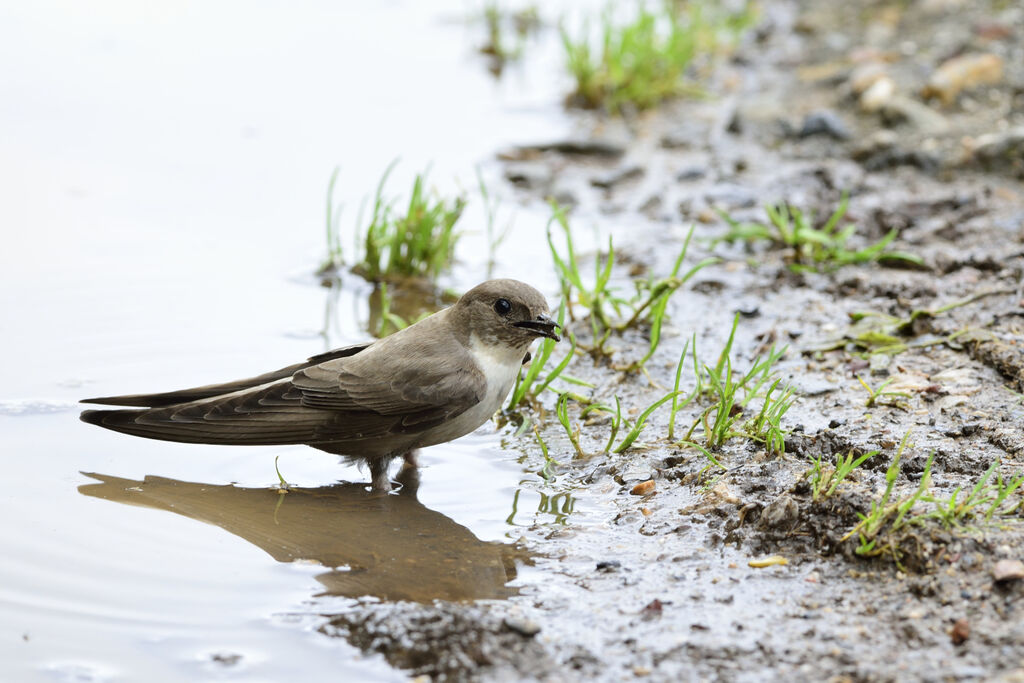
[290,0,1024,680]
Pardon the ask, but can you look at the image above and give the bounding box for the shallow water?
[0,1,589,679]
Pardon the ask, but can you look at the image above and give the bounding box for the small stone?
[641,599,664,619]
[504,162,552,190]
[596,560,622,572]
[676,166,707,181]
[849,62,889,95]
[951,618,970,645]
[631,480,656,496]
[859,76,895,112]
[923,53,1004,106]
[590,165,644,190]
[798,110,851,140]
[210,652,243,667]
[503,617,541,637]
[992,559,1024,582]
[704,183,757,209]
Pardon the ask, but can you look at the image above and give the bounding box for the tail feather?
[80,342,370,408]
[79,407,322,445]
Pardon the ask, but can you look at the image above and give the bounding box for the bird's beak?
[514,314,561,342]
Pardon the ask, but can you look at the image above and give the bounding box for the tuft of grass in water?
[353,162,466,283]
[532,424,559,481]
[716,193,923,273]
[561,1,755,114]
[807,450,878,503]
[319,167,345,275]
[370,282,414,338]
[479,1,541,75]
[273,455,292,494]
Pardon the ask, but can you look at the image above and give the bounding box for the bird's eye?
[493,298,512,316]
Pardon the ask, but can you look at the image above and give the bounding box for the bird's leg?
[394,461,421,495]
[401,449,420,470]
[368,457,392,493]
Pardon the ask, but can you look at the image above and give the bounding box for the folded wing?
[79,341,485,450]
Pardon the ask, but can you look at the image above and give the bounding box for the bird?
[80,279,560,491]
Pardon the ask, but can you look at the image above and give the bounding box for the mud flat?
[319,1,1024,679]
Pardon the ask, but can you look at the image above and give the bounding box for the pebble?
[631,480,656,496]
[591,165,644,190]
[798,110,851,140]
[860,76,896,112]
[951,618,969,645]
[992,559,1024,582]
[923,53,1004,105]
[503,617,541,637]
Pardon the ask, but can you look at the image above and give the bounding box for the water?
[0,1,585,679]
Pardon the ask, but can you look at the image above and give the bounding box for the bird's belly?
[416,370,518,448]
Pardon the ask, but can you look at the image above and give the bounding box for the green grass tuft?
[353,163,466,283]
[561,1,755,114]
[717,193,923,273]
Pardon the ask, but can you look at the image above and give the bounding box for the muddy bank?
[312,0,1024,680]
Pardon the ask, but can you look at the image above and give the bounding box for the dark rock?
[798,110,851,140]
[590,165,644,190]
[862,148,941,174]
[704,183,757,209]
[504,162,552,190]
[596,560,622,572]
[676,166,708,181]
[504,140,626,159]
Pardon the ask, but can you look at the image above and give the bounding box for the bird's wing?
[292,348,487,434]
[80,342,372,407]
[79,340,487,445]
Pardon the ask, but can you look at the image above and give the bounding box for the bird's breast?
[415,335,525,448]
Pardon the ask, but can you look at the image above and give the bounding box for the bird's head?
[454,279,561,350]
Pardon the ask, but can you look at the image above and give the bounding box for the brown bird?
[80,279,560,491]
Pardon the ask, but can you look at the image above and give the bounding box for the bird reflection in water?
[78,467,528,603]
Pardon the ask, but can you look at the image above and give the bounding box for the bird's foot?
[401,449,420,470]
